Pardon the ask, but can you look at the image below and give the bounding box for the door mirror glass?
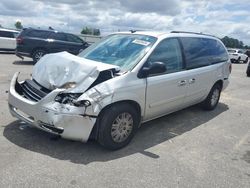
[138,62,166,78]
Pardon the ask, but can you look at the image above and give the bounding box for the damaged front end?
[8,52,119,142]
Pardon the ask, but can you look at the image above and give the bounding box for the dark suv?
[16,28,89,62]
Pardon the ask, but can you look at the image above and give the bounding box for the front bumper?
[8,72,96,142]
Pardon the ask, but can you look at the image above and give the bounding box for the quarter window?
[147,38,183,74]
[181,37,228,69]
[66,34,83,43]
[0,31,15,38]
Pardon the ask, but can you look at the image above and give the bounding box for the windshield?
[79,34,157,71]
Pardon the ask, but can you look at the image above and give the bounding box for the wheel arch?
[89,100,142,140]
[214,79,223,90]
[31,47,47,57]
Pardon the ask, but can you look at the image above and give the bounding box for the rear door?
[180,37,228,106]
[47,32,68,53]
[144,38,188,121]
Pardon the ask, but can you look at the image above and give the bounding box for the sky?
[0,0,250,45]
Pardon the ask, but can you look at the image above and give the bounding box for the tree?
[0,24,2,28]
[15,21,23,30]
[81,26,101,36]
[221,36,246,49]
[81,27,92,35]
[93,28,101,36]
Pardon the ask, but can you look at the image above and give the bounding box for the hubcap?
[111,112,133,143]
[34,51,44,61]
[211,89,220,106]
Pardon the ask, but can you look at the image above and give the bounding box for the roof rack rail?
[129,29,145,33]
[170,31,216,37]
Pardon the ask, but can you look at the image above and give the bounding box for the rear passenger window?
[148,38,183,74]
[181,37,228,69]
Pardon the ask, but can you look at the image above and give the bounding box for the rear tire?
[247,67,250,77]
[237,57,241,64]
[97,103,139,150]
[32,49,46,63]
[201,84,221,111]
[244,57,248,64]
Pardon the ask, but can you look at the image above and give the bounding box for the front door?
[144,38,188,121]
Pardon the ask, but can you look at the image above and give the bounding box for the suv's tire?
[237,57,241,64]
[247,67,250,77]
[97,103,139,150]
[32,49,46,63]
[244,57,249,64]
[201,84,222,111]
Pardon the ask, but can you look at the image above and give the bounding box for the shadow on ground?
[13,60,34,65]
[0,51,15,54]
[3,103,228,165]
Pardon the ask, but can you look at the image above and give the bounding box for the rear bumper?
[15,50,31,59]
[8,72,96,142]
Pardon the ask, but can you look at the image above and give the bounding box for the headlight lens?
[54,93,91,107]
[59,82,76,89]
[55,93,81,104]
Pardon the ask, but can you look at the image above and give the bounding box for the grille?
[17,79,51,102]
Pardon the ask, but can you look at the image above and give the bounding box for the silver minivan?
[8,31,231,149]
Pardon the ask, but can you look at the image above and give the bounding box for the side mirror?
[138,62,166,78]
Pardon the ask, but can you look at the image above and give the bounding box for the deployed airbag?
[32,52,119,93]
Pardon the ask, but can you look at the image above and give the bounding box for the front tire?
[97,103,139,150]
[201,84,222,111]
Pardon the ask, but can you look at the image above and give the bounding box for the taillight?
[16,37,23,44]
[229,63,232,73]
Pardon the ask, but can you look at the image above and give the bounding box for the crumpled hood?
[32,51,119,93]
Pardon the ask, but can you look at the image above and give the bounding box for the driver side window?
[148,38,183,74]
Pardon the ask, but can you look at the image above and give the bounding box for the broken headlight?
[54,93,91,107]
[59,82,76,89]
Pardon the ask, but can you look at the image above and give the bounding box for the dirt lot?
[0,53,249,188]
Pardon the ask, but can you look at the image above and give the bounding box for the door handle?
[189,78,196,84]
[178,80,187,86]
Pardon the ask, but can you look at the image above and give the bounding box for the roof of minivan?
[117,31,218,40]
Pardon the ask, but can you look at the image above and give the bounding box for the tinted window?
[0,31,15,38]
[147,38,183,73]
[26,30,50,38]
[181,37,228,69]
[49,33,67,41]
[66,34,83,43]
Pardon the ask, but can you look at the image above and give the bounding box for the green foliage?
[81,26,100,36]
[221,36,249,49]
[15,21,23,30]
